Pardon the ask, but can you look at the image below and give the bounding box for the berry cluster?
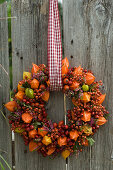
[5,58,109,159]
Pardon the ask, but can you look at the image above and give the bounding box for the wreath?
[5,58,109,159]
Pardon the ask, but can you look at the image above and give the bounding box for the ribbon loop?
[48,0,62,91]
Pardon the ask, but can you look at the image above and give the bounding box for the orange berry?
[64,85,69,91]
[63,78,69,84]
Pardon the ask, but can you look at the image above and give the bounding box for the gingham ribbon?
[48,0,62,91]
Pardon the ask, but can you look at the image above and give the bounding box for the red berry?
[65,130,69,135]
[26,127,30,131]
[53,122,57,128]
[64,125,68,129]
[30,125,34,130]
[69,81,72,85]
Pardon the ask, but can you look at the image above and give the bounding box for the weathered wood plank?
[0,2,12,169]
[63,0,91,169]
[63,0,113,169]
[12,0,66,169]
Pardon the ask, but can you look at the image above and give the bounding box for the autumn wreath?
[5,58,109,159]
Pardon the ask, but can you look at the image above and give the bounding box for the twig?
[0,149,7,154]
[0,161,5,170]
[64,94,67,125]
[0,109,9,127]
[0,64,8,76]
[0,154,12,170]
[0,17,17,20]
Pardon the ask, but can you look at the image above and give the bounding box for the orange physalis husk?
[85,72,95,85]
[30,79,39,89]
[62,57,69,68]
[62,57,69,77]
[46,80,50,87]
[22,113,33,123]
[70,81,79,90]
[31,63,40,74]
[72,98,77,106]
[69,130,79,141]
[96,116,107,126]
[29,129,37,138]
[58,136,67,147]
[81,111,91,122]
[82,125,93,135]
[42,136,52,146]
[15,91,24,101]
[38,127,48,137]
[23,72,31,80]
[81,92,90,103]
[61,150,70,160]
[5,101,17,112]
[41,91,50,102]
[47,147,56,155]
[18,82,25,91]
[98,94,106,104]
[74,65,82,75]
[29,140,38,152]
[62,66,68,78]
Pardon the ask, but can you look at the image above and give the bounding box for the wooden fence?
[0,0,113,169]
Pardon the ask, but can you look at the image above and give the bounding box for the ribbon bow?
[48,0,62,91]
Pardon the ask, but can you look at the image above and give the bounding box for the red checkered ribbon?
[48,0,62,91]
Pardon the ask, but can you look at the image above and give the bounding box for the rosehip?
[30,125,34,130]
[53,122,57,128]
[26,127,30,131]
[64,125,68,129]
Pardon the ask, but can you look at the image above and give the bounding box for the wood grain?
[0,2,12,169]
[12,0,66,169]
[63,0,113,169]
